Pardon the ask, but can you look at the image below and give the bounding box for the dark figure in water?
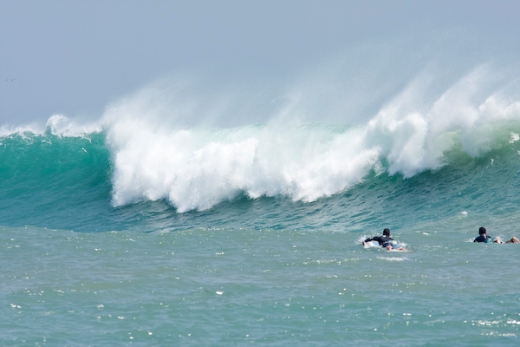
[473,226,519,244]
[363,228,406,251]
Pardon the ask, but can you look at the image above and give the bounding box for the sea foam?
[98,64,520,212]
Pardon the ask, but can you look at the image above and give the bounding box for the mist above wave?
[99,63,520,212]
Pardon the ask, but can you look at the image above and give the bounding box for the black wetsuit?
[474,235,493,243]
[365,235,394,248]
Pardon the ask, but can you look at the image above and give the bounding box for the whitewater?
[2,64,520,345]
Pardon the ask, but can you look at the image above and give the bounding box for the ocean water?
[3,70,520,345]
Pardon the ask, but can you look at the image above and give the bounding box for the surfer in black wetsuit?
[473,227,493,243]
[363,228,406,251]
[474,226,519,244]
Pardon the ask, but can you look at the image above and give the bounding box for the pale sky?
[1,0,519,126]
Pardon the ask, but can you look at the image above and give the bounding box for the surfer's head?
[383,228,390,236]
[479,226,486,235]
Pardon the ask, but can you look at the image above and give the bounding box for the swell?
[0,123,519,233]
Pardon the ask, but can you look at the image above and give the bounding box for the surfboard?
[363,241,380,248]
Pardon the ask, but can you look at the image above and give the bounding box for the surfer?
[362,228,407,251]
[473,226,519,244]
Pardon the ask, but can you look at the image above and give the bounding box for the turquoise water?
[2,110,520,345]
[2,225,520,346]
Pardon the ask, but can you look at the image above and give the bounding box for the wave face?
[0,130,113,231]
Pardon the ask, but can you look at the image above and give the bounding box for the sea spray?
[100,65,520,212]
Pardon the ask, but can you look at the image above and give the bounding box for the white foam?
[104,119,379,211]
[361,65,520,177]
[46,115,103,137]
[0,114,103,139]
[100,64,520,212]
[0,123,46,137]
[377,256,408,262]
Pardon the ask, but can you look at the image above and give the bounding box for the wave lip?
[362,65,520,178]
[0,114,102,138]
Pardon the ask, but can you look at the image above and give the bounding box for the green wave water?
[1,127,520,233]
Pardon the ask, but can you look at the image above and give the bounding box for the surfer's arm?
[363,237,374,246]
